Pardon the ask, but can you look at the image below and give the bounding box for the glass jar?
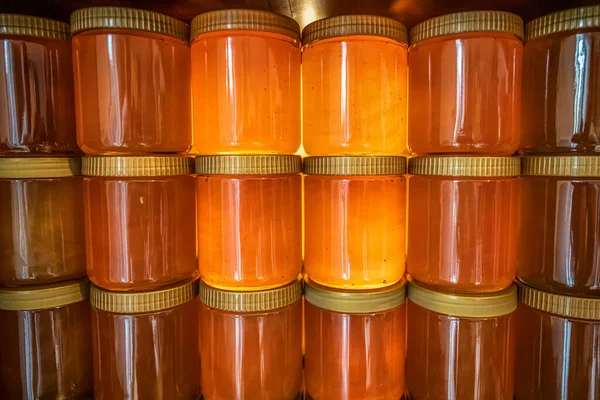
[196,155,302,290]
[406,281,517,399]
[518,156,600,295]
[91,279,201,400]
[0,158,86,286]
[521,6,600,154]
[304,279,406,400]
[407,156,520,293]
[83,156,197,291]
[304,156,406,289]
[0,15,77,154]
[0,280,93,398]
[71,7,191,155]
[199,279,303,399]
[515,282,600,399]
[191,10,300,154]
[302,15,408,156]
[408,11,523,155]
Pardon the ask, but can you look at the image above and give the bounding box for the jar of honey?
[82,156,197,291]
[408,156,520,293]
[71,7,191,155]
[91,279,201,400]
[406,281,517,399]
[0,14,77,154]
[0,157,86,286]
[304,156,406,289]
[191,10,300,154]
[304,278,406,400]
[521,6,600,154]
[0,280,93,398]
[196,155,302,290]
[302,15,408,156]
[199,279,303,399]
[408,11,523,155]
[515,282,600,399]
[519,156,600,295]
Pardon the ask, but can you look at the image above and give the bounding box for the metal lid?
[0,14,69,40]
[191,9,300,42]
[410,11,524,46]
[407,281,517,318]
[91,279,199,313]
[196,155,301,175]
[82,156,194,177]
[71,7,190,42]
[409,156,520,177]
[304,278,406,313]
[522,155,600,177]
[302,15,408,46]
[0,157,81,179]
[526,5,600,41]
[304,156,406,175]
[199,278,302,312]
[517,281,600,320]
[0,279,89,311]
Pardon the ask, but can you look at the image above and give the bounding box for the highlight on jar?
[70,7,192,155]
[408,11,524,155]
[302,15,408,156]
[191,9,301,155]
[303,156,407,290]
[407,156,521,293]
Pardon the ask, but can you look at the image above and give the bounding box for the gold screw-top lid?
[0,157,81,179]
[526,6,600,41]
[304,156,406,175]
[199,278,302,312]
[191,9,300,42]
[91,279,199,313]
[304,278,406,313]
[0,279,90,311]
[522,155,600,177]
[409,156,520,177]
[0,14,69,40]
[410,11,524,45]
[302,15,408,46]
[196,155,301,175]
[407,281,517,318]
[71,7,190,42]
[82,156,194,177]
[517,281,600,320]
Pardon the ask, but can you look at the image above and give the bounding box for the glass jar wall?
[91,280,201,400]
[515,282,600,399]
[304,156,406,289]
[408,11,523,155]
[0,280,93,398]
[302,15,408,156]
[83,156,197,291]
[71,7,191,155]
[406,282,517,399]
[0,158,86,286]
[521,6,600,154]
[518,156,600,295]
[196,155,302,290]
[407,156,520,293]
[0,15,77,154]
[191,10,301,154]
[199,279,303,400]
[304,279,406,400]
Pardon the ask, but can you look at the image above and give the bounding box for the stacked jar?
[190,9,303,400]
[0,13,94,398]
[69,7,201,399]
[301,14,409,400]
[406,11,523,399]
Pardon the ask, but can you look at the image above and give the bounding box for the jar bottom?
[306,275,403,290]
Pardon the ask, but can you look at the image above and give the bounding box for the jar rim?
[304,156,406,176]
[522,155,600,177]
[195,155,302,175]
[0,157,81,178]
[0,14,69,40]
[0,279,89,311]
[526,5,600,41]
[409,156,520,177]
[82,156,194,177]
